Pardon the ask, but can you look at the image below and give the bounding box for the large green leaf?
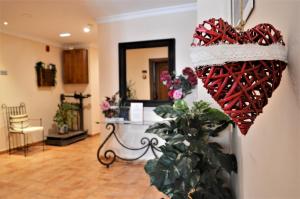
[200,108,230,123]
[192,101,230,123]
[167,134,187,149]
[173,100,189,112]
[158,152,177,167]
[179,75,193,94]
[192,101,210,113]
[145,122,174,140]
[208,143,238,173]
[175,155,193,179]
[154,105,180,118]
[203,121,232,137]
[144,159,163,187]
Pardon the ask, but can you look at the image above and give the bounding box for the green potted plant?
[144,68,237,199]
[53,103,77,134]
[145,100,237,199]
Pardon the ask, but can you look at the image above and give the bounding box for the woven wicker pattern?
[193,18,287,135]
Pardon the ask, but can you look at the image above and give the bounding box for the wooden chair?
[1,103,45,156]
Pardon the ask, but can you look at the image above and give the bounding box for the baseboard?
[0,134,100,154]
[88,132,100,137]
[0,140,44,155]
[0,149,9,154]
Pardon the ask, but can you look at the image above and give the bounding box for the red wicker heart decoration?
[192,18,287,135]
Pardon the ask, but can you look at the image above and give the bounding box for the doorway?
[149,58,169,100]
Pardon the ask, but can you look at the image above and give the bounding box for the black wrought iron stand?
[60,92,91,131]
[46,92,91,146]
[97,123,161,168]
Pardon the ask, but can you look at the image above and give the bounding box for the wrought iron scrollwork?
[97,123,161,168]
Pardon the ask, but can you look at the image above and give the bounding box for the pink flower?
[173,89,183,100]
[166,81,173,89]
[174,78,181,86]
[160,71,172,82]
[168,90,175,99]
[182,67,194,76]
[188,75,198,86]
[101,101,110,111]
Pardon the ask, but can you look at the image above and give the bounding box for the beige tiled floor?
[0,135,168,199]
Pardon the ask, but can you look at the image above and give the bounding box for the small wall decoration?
[35,61,57,87]
[191,18,287,135]
[0,69,8,76]
[142,70,147,79]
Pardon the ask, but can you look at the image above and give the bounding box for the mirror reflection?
[119,38,175,107]
[126,47,169,100]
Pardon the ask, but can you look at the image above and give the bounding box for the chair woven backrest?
[1,103,27,131]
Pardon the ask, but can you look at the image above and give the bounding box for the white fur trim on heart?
[190,43,288,67]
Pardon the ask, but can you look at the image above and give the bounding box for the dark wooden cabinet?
[63,49,89,84]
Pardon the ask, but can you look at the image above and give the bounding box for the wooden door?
[149,58,169,100]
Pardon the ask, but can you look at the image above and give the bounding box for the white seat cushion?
[10,126,44,133]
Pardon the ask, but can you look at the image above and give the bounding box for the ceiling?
[0,0,196,46]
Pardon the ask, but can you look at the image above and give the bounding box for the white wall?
[98,10,197,117]
[242,1,300,198]
[88,47,101,135]
[0,32,100,152]
[197,0,231,23]
[0,33,63,151]
[97,10,197,157]
[197,0,300,199]
[98,10,196,95]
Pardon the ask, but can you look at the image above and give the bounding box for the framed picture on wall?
[231,0,255,27]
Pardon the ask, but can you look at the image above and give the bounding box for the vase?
[118,106,130,121]
[105,107,119,118]
[58,124,68,134]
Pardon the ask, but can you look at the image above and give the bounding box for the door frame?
[149,58,168,100]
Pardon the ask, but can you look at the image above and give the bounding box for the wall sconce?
[83,24,93,33]
[142,70,147,79]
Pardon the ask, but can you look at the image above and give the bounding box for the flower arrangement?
[100,92,119,118]
[160,67,198,100]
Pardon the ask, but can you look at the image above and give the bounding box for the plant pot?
[58,124,68,134]
[118,106,130,120]
[104,108,119,118]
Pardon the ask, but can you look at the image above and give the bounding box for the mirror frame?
[119,38,175,107]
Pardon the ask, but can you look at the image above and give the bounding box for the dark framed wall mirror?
[119,38,175,107]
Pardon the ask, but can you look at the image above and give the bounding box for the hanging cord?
[236,0,246,31]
